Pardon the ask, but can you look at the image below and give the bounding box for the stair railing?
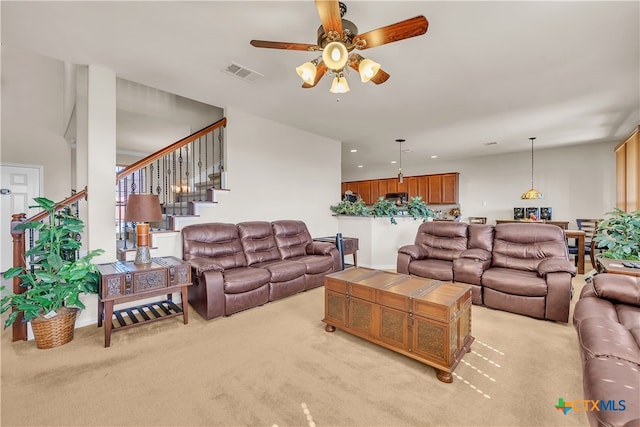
[116,117,227,249]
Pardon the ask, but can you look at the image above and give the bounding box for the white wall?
[0,46,71,201]
[343,142,617,229]
[190,107,342,237]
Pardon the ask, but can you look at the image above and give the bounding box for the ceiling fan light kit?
[296,60,319,85]
[322,41,349,70]
[250,1,429,93]
[330,73,350,94]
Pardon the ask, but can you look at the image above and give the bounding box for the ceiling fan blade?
[250,40,318,51]
[369,68,390,85]
[302,62,328,88]
[348,54,390,85]
[315,0,343,36]
[354,15,429,50]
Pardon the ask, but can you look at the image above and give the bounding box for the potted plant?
[405,196,435,221]
[593,208,640,260]
[0,197,104,348]
[371,197,400,224]
[330,197,371,216]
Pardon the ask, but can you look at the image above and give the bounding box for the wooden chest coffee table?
[323,267,474,383]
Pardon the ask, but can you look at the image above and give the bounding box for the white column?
[86,65,116,263]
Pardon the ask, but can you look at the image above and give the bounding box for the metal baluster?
[218,127,224,189]
[172,152,177,216]
[198,137,203,201]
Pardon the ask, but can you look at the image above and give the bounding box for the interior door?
[0,164,42,274]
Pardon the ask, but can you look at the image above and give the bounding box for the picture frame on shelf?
[513,207,525,220]
[525,207,539,219]
[540,207,552,220]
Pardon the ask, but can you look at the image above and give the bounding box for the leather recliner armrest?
[188,257,225,275]
[459,248,492,262]
[537,258,577,277]
[593,273,640,307]
[398,244,428,260]
[306,241,335,255]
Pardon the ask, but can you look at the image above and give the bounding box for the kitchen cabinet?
[616,126,640,212]
[341,172,459,205]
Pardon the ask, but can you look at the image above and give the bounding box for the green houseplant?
[330,197,371,216]
[0,197,104,348]
[593,208,640,260]
[405,196,435,221]
[371,197,400,224]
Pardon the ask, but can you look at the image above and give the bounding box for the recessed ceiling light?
[391,160,397,164]
[430,155,438,159]
[350,149,357,153]
[358,165,364,168]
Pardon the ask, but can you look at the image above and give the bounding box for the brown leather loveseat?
[397,222,577,322]
[182,220,340,320]
[573,273,640,427]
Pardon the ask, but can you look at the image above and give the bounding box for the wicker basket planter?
[30,307,78,349]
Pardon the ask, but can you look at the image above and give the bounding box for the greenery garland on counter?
[330,196,435,225]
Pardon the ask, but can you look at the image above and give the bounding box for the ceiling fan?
[250,0,429,93]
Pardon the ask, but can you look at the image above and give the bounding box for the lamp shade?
[296,61,317,85]
[359,58,381,83]
[521,188,544,199]
[330,75,350,94]
[125,194,163,222]
[322,41,349,70]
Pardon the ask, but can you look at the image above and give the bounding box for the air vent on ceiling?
[223,62,264,83]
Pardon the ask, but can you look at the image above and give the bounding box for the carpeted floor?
[1,276,590,427]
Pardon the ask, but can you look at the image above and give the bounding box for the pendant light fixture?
[396,139,405,183]
[521,137,544,199]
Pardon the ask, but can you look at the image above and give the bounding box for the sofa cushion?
[468,224,494,252]
[593,273,640,307]
[414,221,468,261]
[222,267,271,294]
[481,267,547,297]
[577,317,640,365]
[182,222,247,269]
[252,259,306,282]
[294,255,334,275]
[238,221,281,265]
[582,357,640,427]
[272,220,313,260]
[409,259,454,281]
[491,223,569,272]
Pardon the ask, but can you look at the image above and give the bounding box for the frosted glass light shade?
[330,75,350,94]
[296,61,317,85]
[322,41,348,70]
[359,58,381,82]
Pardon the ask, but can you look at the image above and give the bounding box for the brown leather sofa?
[573,273,640,427]
[398,222,577,322]
[182,220,340,320]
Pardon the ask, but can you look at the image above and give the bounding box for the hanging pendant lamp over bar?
[521,137,544,199]
[396,139,405,183]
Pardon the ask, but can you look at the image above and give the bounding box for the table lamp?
[125,194,163,265]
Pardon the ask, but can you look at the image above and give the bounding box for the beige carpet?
[1,276,589,427]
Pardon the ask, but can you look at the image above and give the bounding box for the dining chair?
[568,218,602,267]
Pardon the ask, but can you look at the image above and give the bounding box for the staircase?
[116,118,227,260]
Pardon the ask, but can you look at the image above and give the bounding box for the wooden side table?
[97,256,192,347]
[314,236,359,267]
[596,257,640,277]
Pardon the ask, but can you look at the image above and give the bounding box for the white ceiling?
[2,1,639,178]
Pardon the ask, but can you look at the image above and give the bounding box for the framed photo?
[513,207,525,220]
[525,207,539,219]
[540,207,552,220]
